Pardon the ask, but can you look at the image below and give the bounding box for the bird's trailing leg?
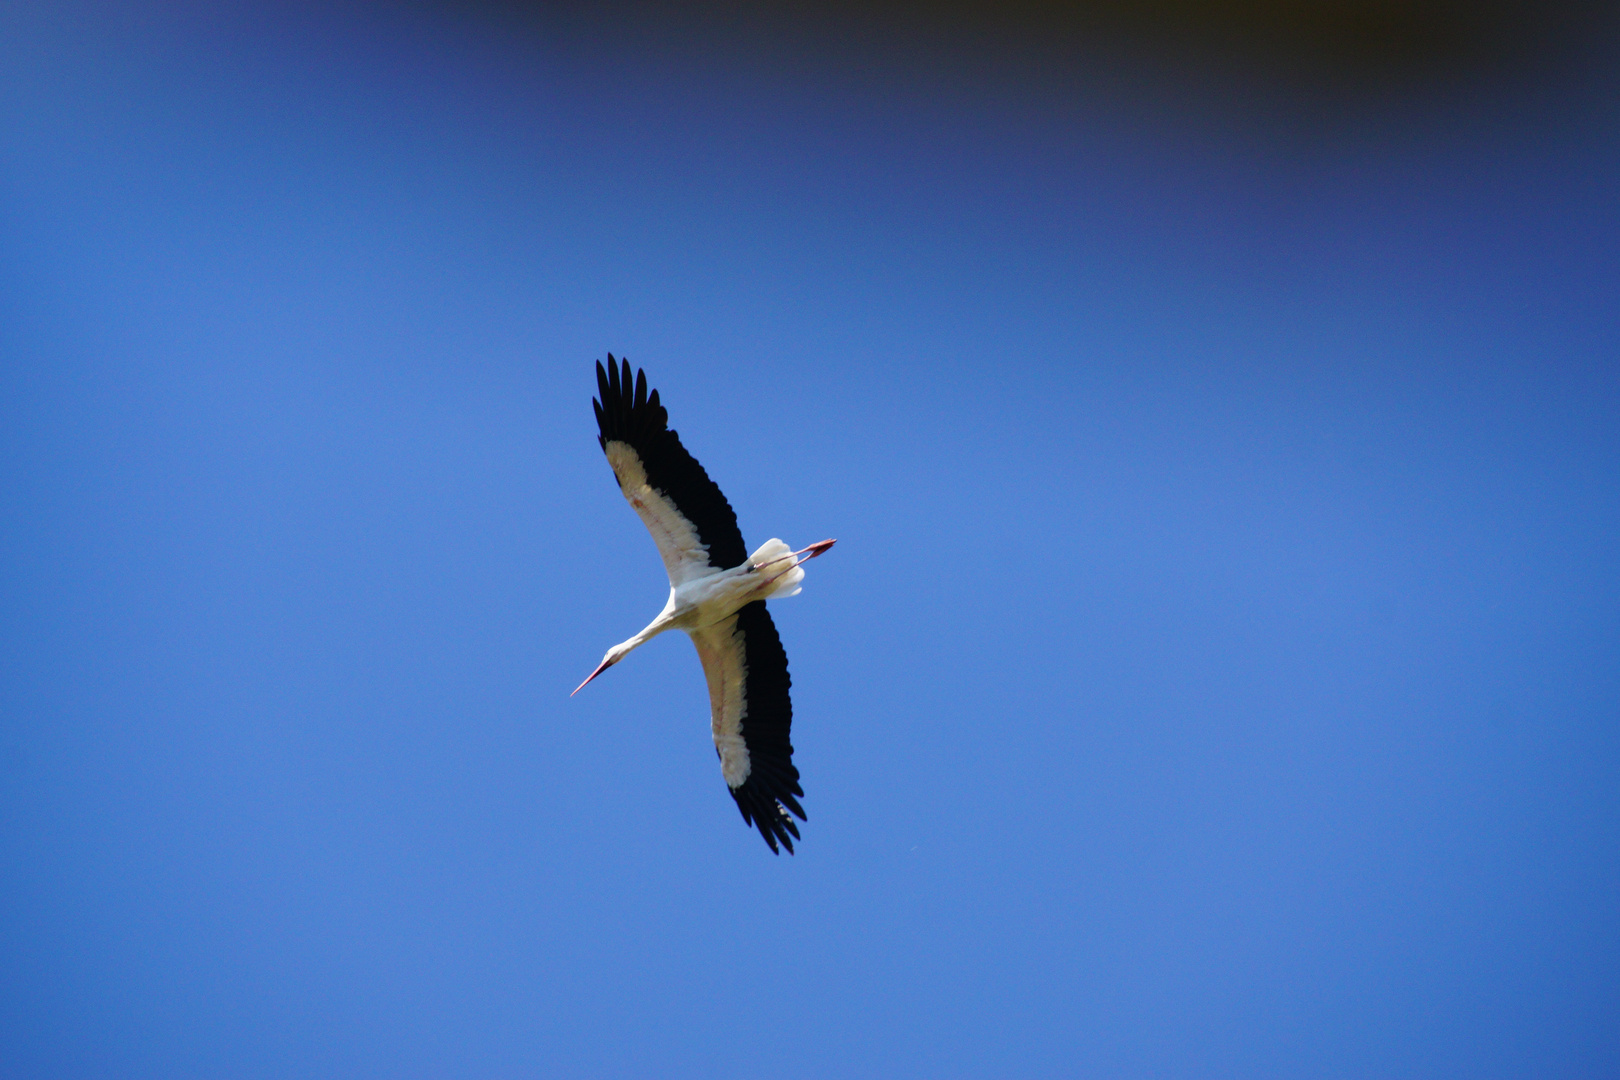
[800,538,837,559]
[754,538,837,571]
[752,538,836,590]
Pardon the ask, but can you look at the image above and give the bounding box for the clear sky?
[2,2,1617,1076]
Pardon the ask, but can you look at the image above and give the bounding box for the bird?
[574,356,836,854]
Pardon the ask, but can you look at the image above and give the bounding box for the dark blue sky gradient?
[2,3,1617,1076]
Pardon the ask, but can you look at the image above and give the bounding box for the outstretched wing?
[688,601,806,854]
[593,356,748,585]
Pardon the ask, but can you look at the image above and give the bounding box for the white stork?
[573,357,836,854]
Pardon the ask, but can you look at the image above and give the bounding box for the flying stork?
[574,357,836,854]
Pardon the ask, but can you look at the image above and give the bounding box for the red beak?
[571,657,614,697]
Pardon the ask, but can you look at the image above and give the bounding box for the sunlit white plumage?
[573,357,835,853]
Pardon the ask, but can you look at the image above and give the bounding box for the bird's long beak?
[571,657,615,697]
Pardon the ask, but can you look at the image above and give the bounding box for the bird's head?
[570,644,629,696]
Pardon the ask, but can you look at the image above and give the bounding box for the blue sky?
[2,3,1617,1076]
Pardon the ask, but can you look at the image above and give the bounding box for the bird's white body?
[598,537,807,660]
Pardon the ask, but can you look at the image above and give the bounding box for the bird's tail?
[749,538,805,598]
